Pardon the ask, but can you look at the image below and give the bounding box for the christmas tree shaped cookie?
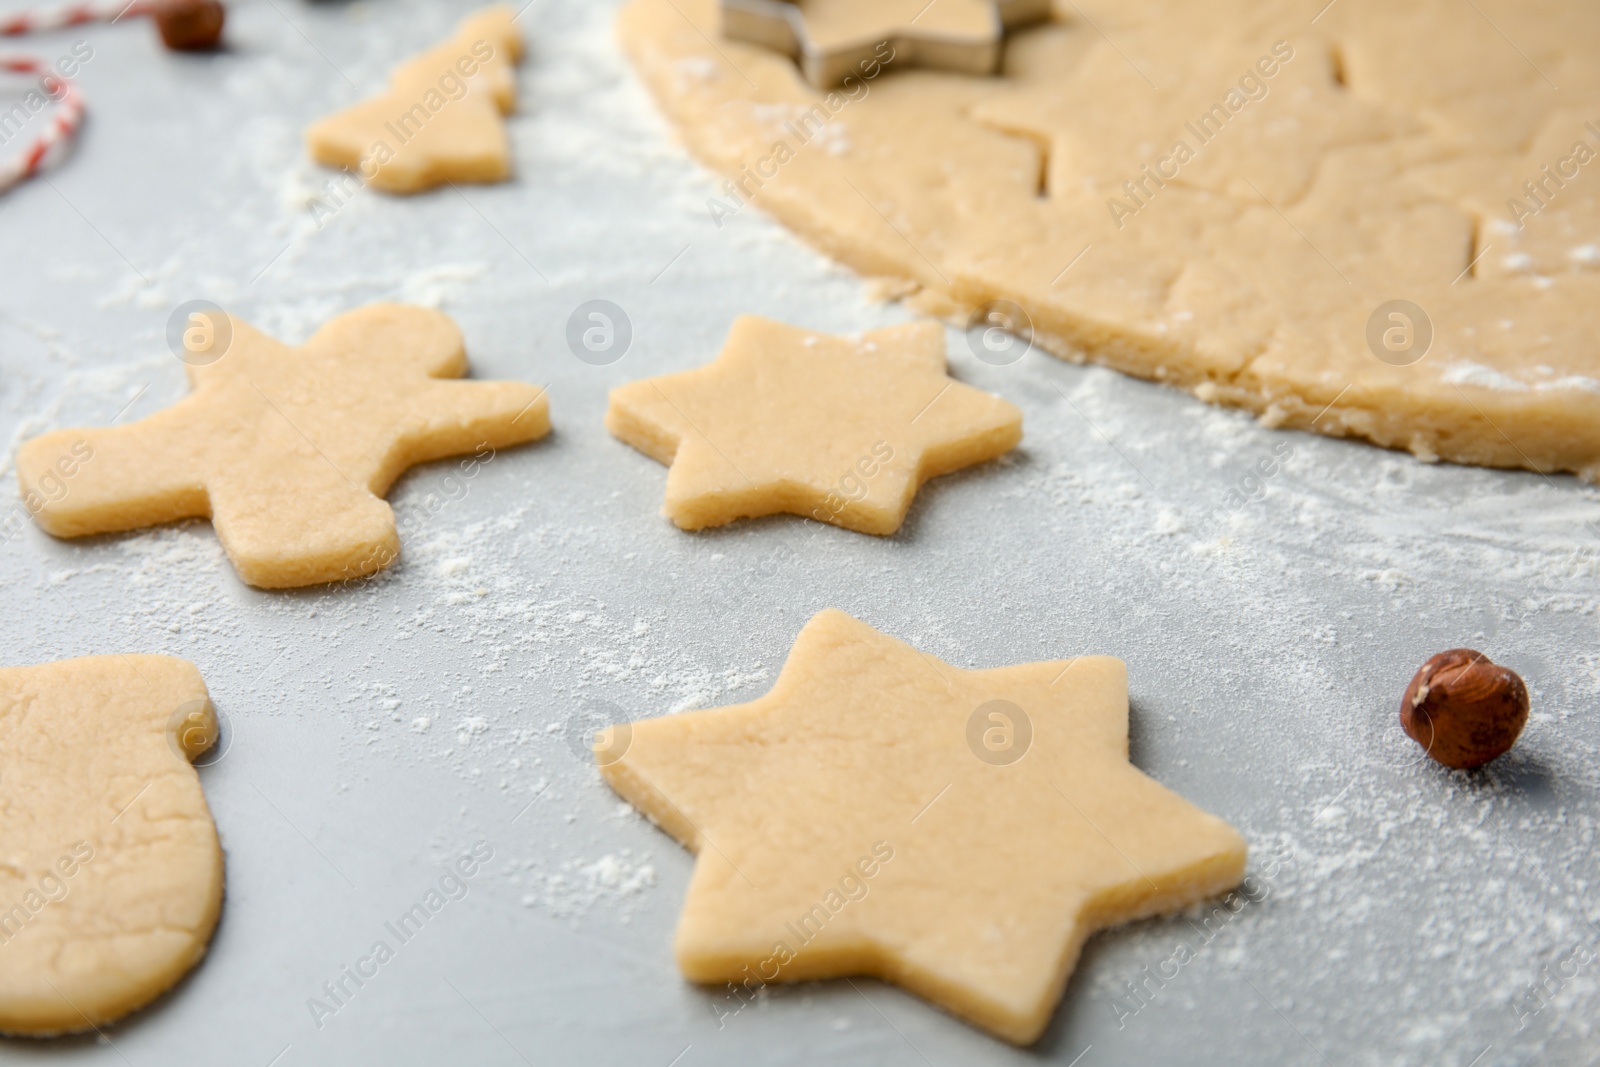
[307,6,523,193]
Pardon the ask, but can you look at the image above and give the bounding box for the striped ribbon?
[0,55,84,194]
[0,1,166,36]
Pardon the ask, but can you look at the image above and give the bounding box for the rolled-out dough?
[620,0,1600,483]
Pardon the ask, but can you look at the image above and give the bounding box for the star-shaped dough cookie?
[307,6,522,194]
[16,303,549,588]
[598,610,1247,1044]
[723,0,1050,88]
[0,656,223,1036]
[605,316,1021,534]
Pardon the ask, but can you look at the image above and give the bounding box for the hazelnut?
[1400,649,1528,769]
[153,0,225,52]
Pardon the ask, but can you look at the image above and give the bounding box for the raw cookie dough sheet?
[0,0,1596,1065]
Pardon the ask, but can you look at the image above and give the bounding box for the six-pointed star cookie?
[605,316,1021,534]
[598,609,1247,1044]
[601,614,1248,1049]
[722,0,1050,88]
[0,656,223,1036]
[307,6,522,194]
[16,303,549,588]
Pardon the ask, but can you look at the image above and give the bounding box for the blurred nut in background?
[1400,649,1529,769]
[154,0,225,51]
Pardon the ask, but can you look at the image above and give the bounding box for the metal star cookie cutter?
[720,0,1051,89]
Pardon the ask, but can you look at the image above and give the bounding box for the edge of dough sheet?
[615,0,1600,486]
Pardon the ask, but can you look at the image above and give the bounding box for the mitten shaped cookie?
[0,656,224,1036]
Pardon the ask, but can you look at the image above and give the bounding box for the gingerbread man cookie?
[0,656,223,1037]
[16,303,549,588]
[598,610,1247,1044]
[307,6,523,194]
[606,316,1021,534]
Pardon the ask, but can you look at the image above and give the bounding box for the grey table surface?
[2,1,1599,1064]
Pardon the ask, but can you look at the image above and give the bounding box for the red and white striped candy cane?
[0,55,83,194]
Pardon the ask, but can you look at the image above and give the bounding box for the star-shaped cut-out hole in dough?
[307,6,522,194]
[1410,105,1600,282]
[0,655,222,1036]
[599,609,1247,1045]
[16,303,549,589]
[972,32,1404,209]
[722,0,1051,88]
[605,316,1021,534]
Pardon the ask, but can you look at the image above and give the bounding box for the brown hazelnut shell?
[155,0,225,52]
[1400,649,1528,770]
